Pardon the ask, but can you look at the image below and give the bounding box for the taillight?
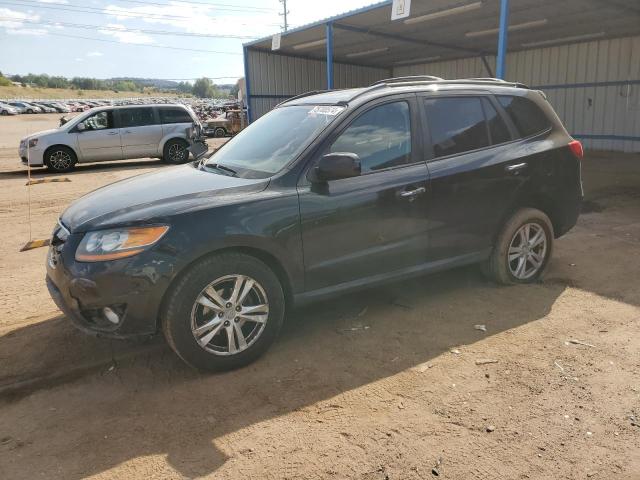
[568,140,583,159]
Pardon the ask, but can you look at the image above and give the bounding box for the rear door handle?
[399,186,426,198]
[106,131,119,136]
[505,162,528,173]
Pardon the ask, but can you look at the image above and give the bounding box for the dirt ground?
[0,113,639,479]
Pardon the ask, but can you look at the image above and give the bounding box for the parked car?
[32,102,57,113]
[40,101,71,113]
[19,104,204,172]
[203,109,247,137]
[0,102,19,115]
[45,77,583,371]
[9,101,42,114]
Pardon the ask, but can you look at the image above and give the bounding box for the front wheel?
[484,208,554,285]
[162,139,189,164]
[213,127,226,138]
[44,146,77,173]
[162,253,285,371]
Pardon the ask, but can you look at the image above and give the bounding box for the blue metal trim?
[243,0,393,47]
[496,0,510,79]
[532,79,640,90]
[326,22,334,90]
[573,134,640,142]
[243,46,252,123]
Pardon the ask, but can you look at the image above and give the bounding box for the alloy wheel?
[168,143,187,162]
[190,274,269,355]
[49,150,72,170]
[507,222,547,280]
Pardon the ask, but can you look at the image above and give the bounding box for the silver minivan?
[20,104,205,172]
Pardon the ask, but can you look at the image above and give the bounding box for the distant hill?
[111,78,237,93]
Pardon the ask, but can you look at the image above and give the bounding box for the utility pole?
[279,0,289,32]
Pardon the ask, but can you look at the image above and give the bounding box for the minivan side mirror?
[76,122,86,132]
[313,152,361,182]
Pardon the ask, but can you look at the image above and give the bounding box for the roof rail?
[369,77,529,89]
[276,90,329,107]
[466,77,508,82]
[371,75,444,86]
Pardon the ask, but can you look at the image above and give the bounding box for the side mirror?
[313,152,361,182]
[76,122,86,132]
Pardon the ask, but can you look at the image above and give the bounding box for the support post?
[326,22,334,90]
[243,45,252,123]
[496,0,510,79]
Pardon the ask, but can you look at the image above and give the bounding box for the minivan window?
[496,95,551,138]
[206,105,344,178]
[329,101,411,173]
[119,108,156,128]
[84,111,113,130]
[159,107,192,124]
[482,98,512,145]
[424,97,489,158]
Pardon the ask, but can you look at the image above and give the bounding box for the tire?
[162,139,189,164]
[44,146,77,173]
[27,109,34,114]
[214,127,226,138]
[162,253,286,371]
[0,110,7,116]
[484,208,554,285]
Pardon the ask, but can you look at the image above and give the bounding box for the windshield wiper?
[202,162,238,177]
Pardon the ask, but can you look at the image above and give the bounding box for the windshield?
[205,104,344,178]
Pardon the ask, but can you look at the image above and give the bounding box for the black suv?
[46,77,583,371]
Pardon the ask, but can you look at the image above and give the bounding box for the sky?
[0,0,382,83]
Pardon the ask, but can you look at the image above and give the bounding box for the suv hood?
[61,164,268,232]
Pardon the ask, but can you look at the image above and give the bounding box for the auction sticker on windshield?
[309,106,344,116]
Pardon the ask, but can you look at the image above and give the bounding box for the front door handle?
[505,162,528,174]
[399,186,426,198]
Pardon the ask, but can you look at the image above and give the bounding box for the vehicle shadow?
[0,158,166,179]
[0,265,570,479]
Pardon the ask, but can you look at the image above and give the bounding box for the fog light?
[102,307,120,325]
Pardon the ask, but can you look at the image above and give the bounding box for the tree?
[192,77,217,98]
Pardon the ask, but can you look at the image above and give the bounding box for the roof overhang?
[245,0,640,68]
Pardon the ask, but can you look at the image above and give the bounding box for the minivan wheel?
[484,208,554,285]
[44,146,77,173]
[163,139,189,164]
[162,253,285,371]
[213,127,226,138]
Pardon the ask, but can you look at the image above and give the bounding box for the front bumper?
[19,143,45,167]
[45,226,175,339]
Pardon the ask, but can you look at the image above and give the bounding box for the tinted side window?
[119,108,155,128]
[84,111,113,130]
[424,97,489,157]
[497,95,550,138]
[482,98,511,145]
[159,107,193,124]
[329,101,411,173]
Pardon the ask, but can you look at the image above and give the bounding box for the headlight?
[75,226,169,262]
[28,138,38,148]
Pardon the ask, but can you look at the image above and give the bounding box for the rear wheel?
[214,127,226,138]
[484,208,553,284]
[163,139,189,164]
[162,253,285,371]
[44,146,77,173]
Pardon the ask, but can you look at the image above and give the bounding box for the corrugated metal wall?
[246,49,390,119]
[393,35,640,152]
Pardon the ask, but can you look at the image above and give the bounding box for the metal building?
[242,0,640,152]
